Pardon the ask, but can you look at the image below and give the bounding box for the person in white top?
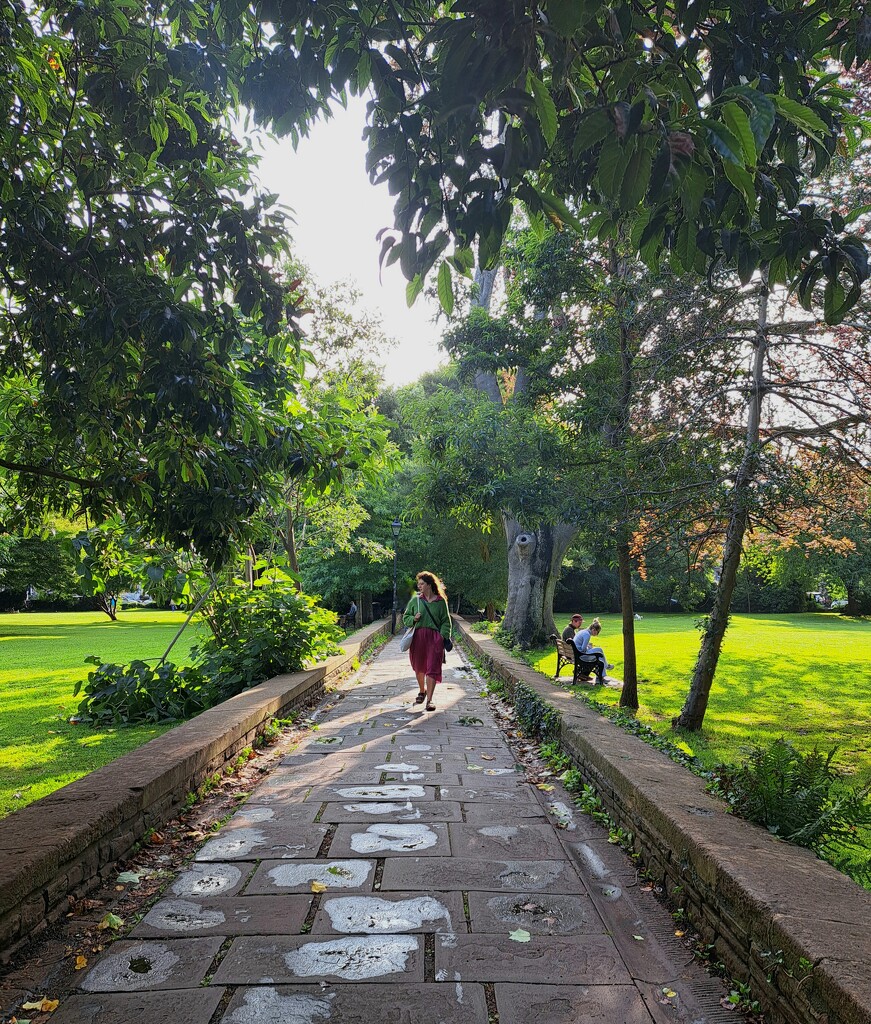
[571,617,614,684]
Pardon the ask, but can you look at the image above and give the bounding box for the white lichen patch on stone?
[349,823,439,853]
[195,827,266,860]
[403,744,432,751]
[401,772,424,781]
[171,863,242,898]
[233,806,276,823]
[478,826,519,840]
[284,936,417,980]
[547,801,577,830]
[575,843,608,878]
[483,768,516,776]
[374,762,419,772]
[142,899,226,932]
[225,988,335,1023]
[324,895,451,934]
[80,942,180,992]
[333,785,425,800]
[268,861,372,889]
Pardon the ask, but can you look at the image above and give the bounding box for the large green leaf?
[527,72,558,147]
[437,262,455,316]
[721,102,756,165]
[771,95,830,142]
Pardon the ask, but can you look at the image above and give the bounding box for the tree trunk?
[361,590,373,624]
[501,519,578,647]
[846,585,858,616]
[284,508,303,593]
[617,539,638,709]
[674,269,770,731]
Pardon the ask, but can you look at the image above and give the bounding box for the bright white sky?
[252,96,447,386]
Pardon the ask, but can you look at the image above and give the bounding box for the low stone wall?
[0,620,389,960]
[457,619,871,1024]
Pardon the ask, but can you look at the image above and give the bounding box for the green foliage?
[193,572,342,705]
[710,739,871,859]
[0,530,78,605]
[74,658,210,725]
[514,682,562,742]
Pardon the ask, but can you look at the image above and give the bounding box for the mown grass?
[0,610,204,816]
[521,612,871,784]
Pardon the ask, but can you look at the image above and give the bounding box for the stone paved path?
[53,637,725,1024]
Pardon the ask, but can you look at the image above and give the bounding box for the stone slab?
[318,800,464,824]
[438,785,539,804]
[329,822,451,857]
[195,824,329,861]
[461,802,548,822]
[223,802,322,826]
[212,934,423,985]
[467,891,599,935]
[51,988,225,1024]
[381,857,583,894]
[78,937,224,992]
[495,983,655,1024]
[435,932,629,984]
[244,859,376,895]
[308,784,438,803]
[169,862,250,900]
[448,823,565,860]
[131,895,312,938]
[379,770,462,785]
[218,982,489,1023]
[313,891,466,934]
[458,769,529,784]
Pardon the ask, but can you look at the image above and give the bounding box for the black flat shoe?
[415,692,426,704]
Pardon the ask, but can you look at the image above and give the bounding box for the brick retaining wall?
[0,620,389,960]
[457,619,871,1024]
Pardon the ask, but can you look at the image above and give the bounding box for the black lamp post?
[390,517,401,634]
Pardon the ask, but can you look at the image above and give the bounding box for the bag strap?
[419,597,450,637]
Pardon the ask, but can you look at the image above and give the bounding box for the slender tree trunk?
[502,520,578,647]
[617,539,638,709]
[674,270,770,731]
[846,585,858,616]
[283,507,303,593]
[608,239,639,707]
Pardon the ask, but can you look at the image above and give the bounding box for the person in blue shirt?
[571,617,614,684]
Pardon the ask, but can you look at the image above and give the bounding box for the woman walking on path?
[403,571,452,711]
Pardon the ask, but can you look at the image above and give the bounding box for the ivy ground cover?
[0,610,203,816]
[527,612,871,786]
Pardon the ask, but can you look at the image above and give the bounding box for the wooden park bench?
[550,634,603,686]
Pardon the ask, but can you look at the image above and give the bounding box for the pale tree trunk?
[674,269,770,731]
[470,267,577,646]
[282,506,303,593]
[502,520,578,647]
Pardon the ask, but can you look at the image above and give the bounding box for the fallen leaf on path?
[480,754,495,761]
[662,988,677,998]
[149,832,165,845]
[536,783,555,792]
[509,928,531,943]
[74,956,88,971]
[97,912,124,931]
[311,881,327,893]
[22,997,59,1012]
[632,934,644,941]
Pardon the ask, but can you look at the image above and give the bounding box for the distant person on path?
[403,571,452,711]
[572,617,614,684]
[562,613,583,641]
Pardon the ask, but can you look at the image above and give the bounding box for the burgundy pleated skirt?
[409,626,444,683]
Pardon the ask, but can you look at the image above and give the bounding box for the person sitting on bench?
[562,613,583,642]
[572,617,614,684]
[339,599,357,628]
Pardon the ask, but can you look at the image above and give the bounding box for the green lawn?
[0,610,204,816]
[520,612,871,786]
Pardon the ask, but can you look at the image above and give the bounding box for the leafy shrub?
[74,571,342,725]
[74,658,210,724]
[194,574,342,704]
[709,739,871,856]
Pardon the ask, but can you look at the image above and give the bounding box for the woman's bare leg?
[425,675,437,708]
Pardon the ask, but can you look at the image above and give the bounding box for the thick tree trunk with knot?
[502,520,578,647]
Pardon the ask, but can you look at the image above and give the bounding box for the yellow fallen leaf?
[74,955,88,970]
[481,754,495,761]
[22,996,59,1012]
[675,929,685,937]
[662,988,677,998]
[536,783,555,792]
[310,881,327,893]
